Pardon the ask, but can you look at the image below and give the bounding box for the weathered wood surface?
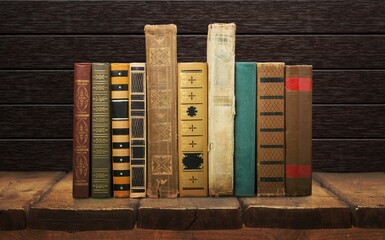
[240,181,351,229]
[0,172,65,230]
[138,197,242,230]
[29,173,139,231]
[314,172,385,228]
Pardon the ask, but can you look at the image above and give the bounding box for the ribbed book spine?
[91,63,111,198]
[129,63,147,198]
[111,63,130,198]
[235,62,256,197]
[73,63,91,198]
[145,24,178,198]
[178,63,208,197]
[285,65,313,196]
[256,62,285,196]
[207,23,236,196]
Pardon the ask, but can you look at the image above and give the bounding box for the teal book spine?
[235,62,257,196]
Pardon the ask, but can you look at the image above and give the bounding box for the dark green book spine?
[235,62,256,196]
[91,63,111,198]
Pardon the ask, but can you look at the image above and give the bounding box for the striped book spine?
[129,63,147,198]
[111,63,130,198]
[256,62,285,196]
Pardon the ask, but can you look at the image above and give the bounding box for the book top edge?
[286,65,313,69]
[144,24,177,34]
[208,23,236,29]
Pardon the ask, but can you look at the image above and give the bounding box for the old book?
[73,63,91,198]
[129,63,147,198]
[256,62,285,196]
[111,63,130,198]
[235,62,256,197]
[178,62,208,197]
[285,65,313,196]
[144,24,178,198]
[91,62,111,198]
[207,23,236,196]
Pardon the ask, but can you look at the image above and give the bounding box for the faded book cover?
[145,24,178,198]
[207,23,236,196]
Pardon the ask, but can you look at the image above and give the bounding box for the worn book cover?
[145,24,178,198]
[285,65,313,196]
[207,23,236,196]
[178,62,208,197]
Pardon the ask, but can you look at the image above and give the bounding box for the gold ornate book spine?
[129,63,147,198]
[91,63,111,198]
[178,63,208,197]
[144,24,178,198]
[111,63,130,198]
[256,62,285,196]
[207,23,236,196]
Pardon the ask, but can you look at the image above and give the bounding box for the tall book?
[256,62,285,196]
[207,23,236,196]
[145,24,178,198]
[111,63,130,198]
[235,62,256,197]
[178,62,208,197]
[285,65,313,196]
[73,63,91,198]
[129,63,147,198]
[91,62,111,198]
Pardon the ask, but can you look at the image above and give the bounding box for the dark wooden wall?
[0,0,384,172]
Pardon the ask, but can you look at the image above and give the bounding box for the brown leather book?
[144,24,178,198]
[285,65,313,196]
[73,63,91,198]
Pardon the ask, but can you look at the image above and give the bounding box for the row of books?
[73,23,312,199]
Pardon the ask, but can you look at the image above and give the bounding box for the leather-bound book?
[91,63,111,198]
[285,65,313,196]
[235,62,256,197]
[73,63,91,198]
[111,63,130,198]
[144,24,178,198]
[178,62,208,197]
[207,23,236,196]
[256,62,285,196]
[129,63,147,198]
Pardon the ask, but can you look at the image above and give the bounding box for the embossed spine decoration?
[73,63,91,198]
[285,65,313,196]
[207,23,236,196]
[91,63,111,198]
[144,24,178,198]
[178,63,208,197]
[129,63,147,198]
[111,63,130,198]
[256,62,286,196]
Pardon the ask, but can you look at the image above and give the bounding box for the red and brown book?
[73,63,91,198]
[285,65,313,196]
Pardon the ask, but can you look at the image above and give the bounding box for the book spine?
[178,62,208,197]
[73,63,91,198]
[111,63,130,198]
[256,62,285,196]
[91,63,111,198]
[129,63,147,198]
[285,65,313,196]
[235,62,256,197]
[145,24,178,198]
[207,23,236,196]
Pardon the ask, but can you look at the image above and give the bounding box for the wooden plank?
[1,35,385,69]
[0,1,384,34]
[0,172,65,230]
[29,173,139,231]
[240,181,351,229]
[314,173,385,228]
[137,198,242,230]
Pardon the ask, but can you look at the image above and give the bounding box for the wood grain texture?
[314,173,385,228]
[0,1,384,34]
[1,35,385,69]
